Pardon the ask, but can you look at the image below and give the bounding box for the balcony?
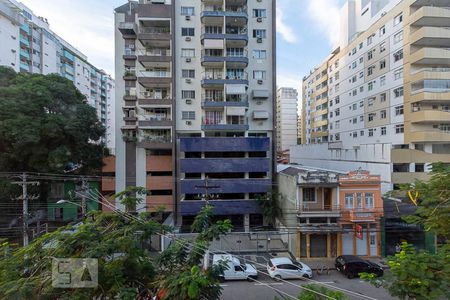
[340,208,382,222]
[146,176,173,190]
[138,117,172,127]
[410,68,450,82]
[410,6,450,27]
[180,199,260,216]
[408,129,450,143]
[19,61,29,71]
[124,88,137,101]
[201,50,248,67]
[180,178,270,194]
[146,155,172,171]
[20,23,30,34]
[201,120,249,131]
[202,95,248,107]
[137,135,172,149]
[201,71,248,86]
[391,148,450,164]
[123,48,137,60]
[123,70,137,81]
[391,172,431,184]
[137,49,171,63]
[138,92,172,105]
[179,137,270,152]
[19,36,30,47]
[146,196,174,212]
[118,22,137,35]
[410,27,450,47]
[19,49,30,60]
[297,205,341,218]
[137,70,172,86]
[411,90,450,103]
[411,110,450,123]
[138,26,171,41]
[201,27,248,44]
[411,48,450,65]
[180,158,270,173]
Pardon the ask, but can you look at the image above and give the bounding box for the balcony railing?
[139,135,172,143]
[202,71,248,80]
[138,71,171,78]
[137,49,171,56]
[139,27,170,34]
[140,92,171,99]
[411,67,450,74]
[124,48,136,56]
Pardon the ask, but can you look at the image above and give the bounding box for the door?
[356,228,368,256]
[233,265,245,280]
[342,232,354,255]
[369,231,377,256]
[324,188,332,210]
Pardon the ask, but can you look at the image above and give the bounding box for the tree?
[255,192,283,228]
[0,66,105,174]
[361,242,450,300]
[296,284,348,300]
[0,195,231,299]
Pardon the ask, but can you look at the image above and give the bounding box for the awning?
[252,110,269,120]
[298,224,342,233]
[204,39,224,49]
[226,107,246,116]
[252,89,269,98]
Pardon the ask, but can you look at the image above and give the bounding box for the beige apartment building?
[299,0,450,190]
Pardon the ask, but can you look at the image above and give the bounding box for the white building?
[276,87,298,152]
[299,0,450,190]
[0,0,115,150]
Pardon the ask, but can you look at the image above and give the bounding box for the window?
[368,65,375,76]
[353,131,357,138]
[360,101,364,107]
[360,130,364,136]
[352,117,357,124]
[356,193,363,208]
[253,50,267,59]
[381,110,387,119]
[181,6,194,16]
[393,49,403,62]
[253,29,266,38]
[359,42,363,49]
[352,75,357,83]
[368,129,374,137]
[253,70,266,79]
[394,13,403,26]
[368,50,374,60]
[381,126,386,135]
[335,96,340,104]
[335,133,340,140]
[182,69,195,78]
[345,193,354,208]
[380,42,386,53]
[394,68,403,80]
[253,9,267,18]
[359,56,363,63]
[367,35,374,45]
[181,90,195,99]
[182,111,195,120]
[395,124,404,134]
[335,108,340,116]
[360,115,364,122]
[330,111,333,118]
[394,31,403,44]
[359,71,364,78]
[181,28,194,36]
[368,113,375,121]
[352,61,357,69]
[364,193,374,208]
[360,86,364,92]
[368,97,375,106]
[335,120,340,129]
[395,105,404,115]
[379,59,386,69]
[379,26,386,36]
[394,87,403,97]
[380,75,386,86]
[380,93,386,102]
[303,188,315,202]
[352,89,357,96]
[368,81,374,91]
[181,48,195,57]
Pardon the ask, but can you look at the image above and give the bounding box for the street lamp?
[56,199,82,207]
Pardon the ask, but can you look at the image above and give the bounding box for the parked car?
[267,257,312,280]
[335,255,383,279]
[212,254,258,281]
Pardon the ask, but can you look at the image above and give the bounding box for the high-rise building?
[297,114,302,144]
[276,87,298,152]
[298,0,450,191]
[114,0,276,230]
[0,0,115,150]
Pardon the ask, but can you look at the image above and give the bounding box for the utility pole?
[80,177,88,216]
[11,173,39,247]
[195,176,220,204]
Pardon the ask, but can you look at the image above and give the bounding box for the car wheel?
[302,274,311,279]
[274,275,282,281]
[247,276,256,282]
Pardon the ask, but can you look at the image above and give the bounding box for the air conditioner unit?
[257,37,263,43]
[257,79,263,84]
[185,15,191,21]
[185,121,192,125]
[185,78,192,83]
[185,57,191,62]
[185,36,191,42]
[185,99,192,104]
[257,17,262,23]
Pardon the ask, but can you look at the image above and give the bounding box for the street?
[221,270,397,300]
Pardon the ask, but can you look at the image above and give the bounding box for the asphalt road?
[220,270,397,300]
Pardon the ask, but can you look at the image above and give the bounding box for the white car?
[267,257,312,280]
[213,254,258,281]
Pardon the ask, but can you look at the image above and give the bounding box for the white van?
[212,254,258,281]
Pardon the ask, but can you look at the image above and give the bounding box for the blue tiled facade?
[179,137,271,216]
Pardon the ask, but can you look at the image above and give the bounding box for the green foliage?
[112,186,149,212]
[0,66,105,173]
[361,242,450,300]
[296,284,348,300]
[255,192,283,227]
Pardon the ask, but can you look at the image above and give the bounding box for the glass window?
[181,48,195,57]
[345,193,354,208]
[181,111,195,120]
[253,9,267,18]
[381,127,386,135]
[381,110,387,119]
[356,193,363,208]
[364,193,374,208]
[394,13,403,26]
[395,124,404,134]
[182,69,195,78]
[303,188,315,202]
[253,70,266,79]
[181,28,195,36]
[395,105,404,116]
[253,50,267,59]
[181,6,195,16]
[253,29,267,38]
[394,87,404,97]
[181,90,195,99]
[393,49,403,62]
[394,31,403,44]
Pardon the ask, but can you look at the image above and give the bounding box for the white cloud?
[277,72,302,92]
[276,7,297,43]
[306,0,341,47]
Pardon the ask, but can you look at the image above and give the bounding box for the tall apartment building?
[297,114,302,144]
[298,0,450,191]
[114,0,276,230]
[0,0,115,150]
[276,87,298,152]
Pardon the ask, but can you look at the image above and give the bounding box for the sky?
[19,0,346,93]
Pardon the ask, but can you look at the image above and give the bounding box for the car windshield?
[240,264,247,270]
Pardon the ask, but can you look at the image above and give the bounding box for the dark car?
[335,255,383,279]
